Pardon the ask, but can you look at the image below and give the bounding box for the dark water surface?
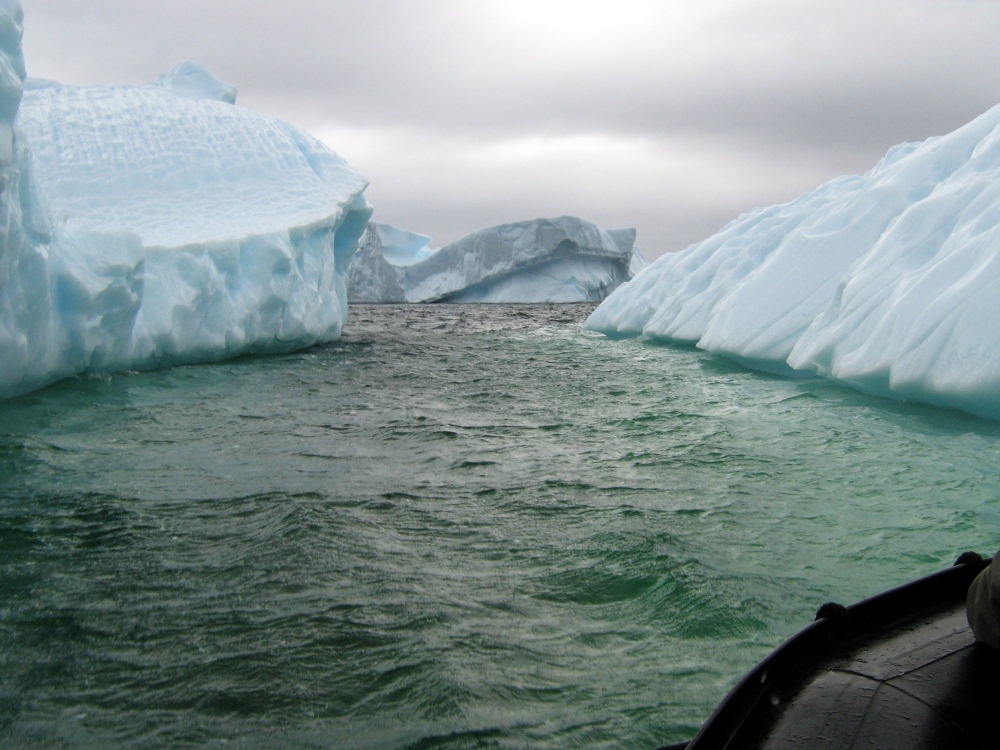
[2,303,1000,749]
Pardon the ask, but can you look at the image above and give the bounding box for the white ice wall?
[0,2,370,398]
[348,217,640,303]
[587,103,1000,419]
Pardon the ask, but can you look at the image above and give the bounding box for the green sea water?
[2,303,999,749]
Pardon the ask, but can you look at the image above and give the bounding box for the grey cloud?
[17,0,1000,256]
[22,0,1000,150]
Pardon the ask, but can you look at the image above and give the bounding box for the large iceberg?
[586,103,1000,419]
[0,2,370,399]
[347,217,646,303]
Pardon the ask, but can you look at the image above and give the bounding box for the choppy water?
[2,303,1000,749]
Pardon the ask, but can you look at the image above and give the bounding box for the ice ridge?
[0,2,370,398]
[586,103,1000,419]
[347,216,644,303]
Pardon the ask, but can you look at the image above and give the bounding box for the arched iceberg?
[586,103,1000,419]
[0,1,370,399]
[347,217,645,303]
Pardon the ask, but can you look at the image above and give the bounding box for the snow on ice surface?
[0,1,370,399]
[347,217,643,303]
[18,64,367,248]
[586,103,1000,419]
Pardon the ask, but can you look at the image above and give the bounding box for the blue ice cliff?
[347,217,647,303]
[586,103,1000,420]
[0,2,370,398]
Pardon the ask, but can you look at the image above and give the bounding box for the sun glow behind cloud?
[488,0,671,41]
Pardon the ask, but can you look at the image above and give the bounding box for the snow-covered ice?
[586,103,1000,419]
[0,1,370,398]
[347,217,645,303]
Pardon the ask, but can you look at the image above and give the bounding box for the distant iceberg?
[0,1,370,398]
[587,103,1000,419]
[347,217,646,303]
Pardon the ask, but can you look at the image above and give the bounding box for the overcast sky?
[19,0,1000,258]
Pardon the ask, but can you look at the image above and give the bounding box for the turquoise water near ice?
[2,303,1000,749]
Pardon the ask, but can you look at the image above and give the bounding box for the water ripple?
[1,303,1000,748]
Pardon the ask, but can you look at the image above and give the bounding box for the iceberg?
[0,1,370,399]
[586,103,1000,419]
[347,217,645,303]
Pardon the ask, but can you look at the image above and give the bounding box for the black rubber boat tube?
[655,552,989,750]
